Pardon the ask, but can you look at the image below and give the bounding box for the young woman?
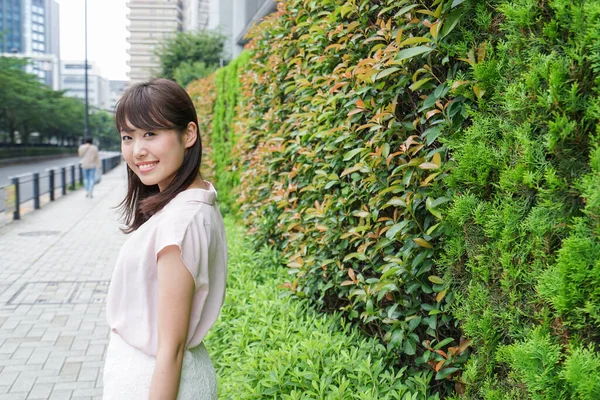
[103,79,227,399]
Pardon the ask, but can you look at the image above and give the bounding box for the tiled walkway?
[0,165,128,400]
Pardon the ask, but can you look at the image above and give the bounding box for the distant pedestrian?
[103,79,227,399]
[78,138,101,198]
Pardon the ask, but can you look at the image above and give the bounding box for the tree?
[0,56,114,148]
[173,61,218,88]
[155,30,227,83]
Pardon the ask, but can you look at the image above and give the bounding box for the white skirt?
[103,332,218,399]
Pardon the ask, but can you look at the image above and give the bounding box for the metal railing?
[3,154,122,221]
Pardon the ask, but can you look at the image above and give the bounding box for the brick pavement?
[0,165,128,400]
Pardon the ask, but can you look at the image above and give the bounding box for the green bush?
[189,0,600,397]
[440,0,600,397]
[211,52,251,212]
[231,1,473,393]
[205,216,440,399]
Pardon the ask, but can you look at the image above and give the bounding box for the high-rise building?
[0,0,60,89]
[61,61,110,112]
[108,80,128,113]
[184,0,276,59]
[126,0,184,84]
[125,0,276,84]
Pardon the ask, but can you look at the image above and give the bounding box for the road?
[0,152,121,213]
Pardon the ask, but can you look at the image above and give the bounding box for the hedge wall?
[441,0,600,398]
[233,0,474,395]
[189,0,600,397]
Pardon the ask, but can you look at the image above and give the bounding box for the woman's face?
[120,121,197,191]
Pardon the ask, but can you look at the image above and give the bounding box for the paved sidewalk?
[0,165,128,400]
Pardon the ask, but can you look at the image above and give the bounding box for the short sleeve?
[154,210,209,290]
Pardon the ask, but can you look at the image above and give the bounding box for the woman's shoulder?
[156,185,217,223]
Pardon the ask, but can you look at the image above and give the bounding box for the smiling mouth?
[137,162,158,172]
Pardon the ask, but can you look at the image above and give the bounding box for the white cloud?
[57,0,128,81]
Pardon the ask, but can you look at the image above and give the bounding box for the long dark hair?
[115,78,202,233]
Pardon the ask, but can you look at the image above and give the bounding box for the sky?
[57,0,128,81]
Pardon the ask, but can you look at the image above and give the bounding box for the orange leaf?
[458,338,472,354]
[426,109,441,120]
[435,349,448,359]
[413,238,433,248]
[435,359,445,372]
[348,268,356,282]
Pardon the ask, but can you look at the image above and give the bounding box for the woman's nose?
[133,139,147,158]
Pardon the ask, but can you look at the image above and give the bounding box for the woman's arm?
[149,245,195,400]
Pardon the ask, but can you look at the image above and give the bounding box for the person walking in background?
[103,79,228,399]
[78,137,101,198]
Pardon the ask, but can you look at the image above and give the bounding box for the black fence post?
[33,172,40,209]
[49,169,55,201]
[102,158,107,174]
[70,165,76,190]
[61,167,66,195]
[11,177,20,220]
[79,164,83,185]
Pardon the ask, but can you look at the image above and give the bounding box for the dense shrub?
[189,0,600,397]
[188,76,217,184]
[232,0,473,393]
[211,52,251,211]
[205,216,441,399]
[440,0,600,397]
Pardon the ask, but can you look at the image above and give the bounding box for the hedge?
[205,216,440,399]
[441,0,600,397]
[232,0,473,395]
[189,0,600,397]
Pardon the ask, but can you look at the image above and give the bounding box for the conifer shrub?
[441,0,600,397]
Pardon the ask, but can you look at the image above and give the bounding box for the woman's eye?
[121,136,132,141]
[144,132,155,138]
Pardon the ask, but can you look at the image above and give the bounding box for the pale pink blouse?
[106,183,228,357]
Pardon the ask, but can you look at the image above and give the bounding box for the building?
[126,0,184,84]
[61,61,110,112]
[183,0,276,58]
[125,0,276,83]
[108,80,128,113]
[0,0,61,89]
[233,0,277,55]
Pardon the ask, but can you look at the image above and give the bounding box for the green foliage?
[188,0,600,397]
[0,57,117,147]
[440,0,600,397]
[210,52,251,213]
[155,30,227,81]
[205,216,440,399]
[232,0,473,394]
[173,61,218,88]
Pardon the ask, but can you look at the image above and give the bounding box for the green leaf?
[409,78,433,91]
[372,67,401,82]
[343,148,365,161]
[439,9,463,40]
[403,338,417,355]
[428,276,444,284]
[386,221,409,239]
[435,367,460,380]
[395,46,434,62]
[408,316,422,331]
[394,4,420,17]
